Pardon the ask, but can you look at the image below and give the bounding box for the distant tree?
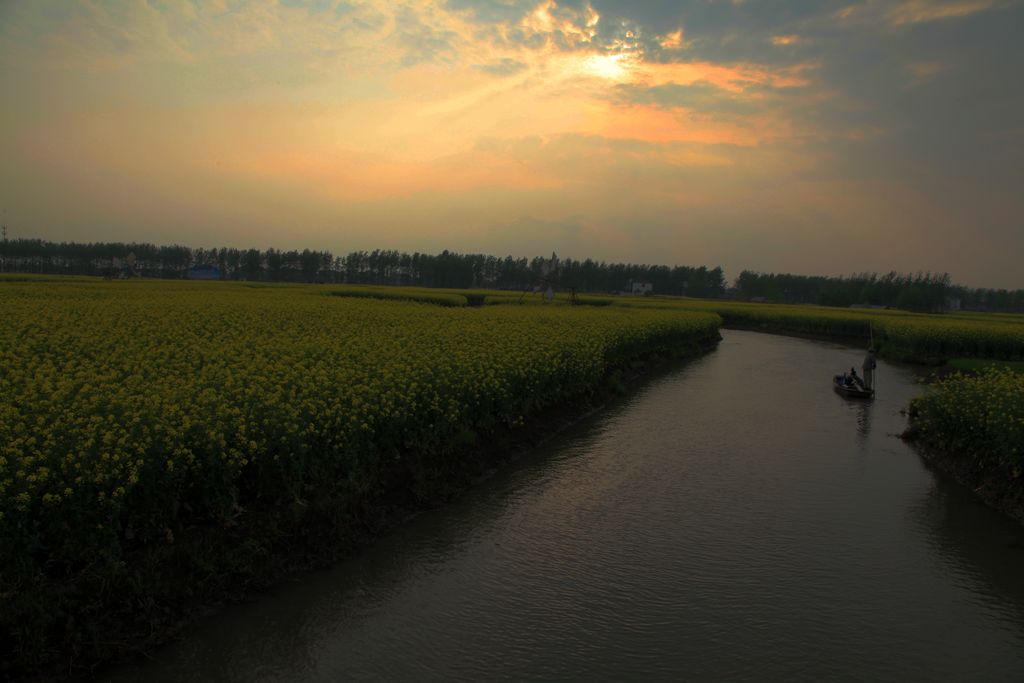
[9,237,1018,311]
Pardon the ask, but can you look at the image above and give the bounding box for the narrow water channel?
[104,330,1024,681]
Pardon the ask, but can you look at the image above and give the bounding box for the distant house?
[631,281,653,295]
[945,297,962,311]
[188,264,221,280]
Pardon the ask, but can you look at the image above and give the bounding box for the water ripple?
[103,331,1024,682]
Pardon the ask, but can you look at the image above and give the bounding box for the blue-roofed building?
[188,264,221,280]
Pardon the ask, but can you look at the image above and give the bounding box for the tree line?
[734,270,1024,313]
[2,237,1021,311]
[0,238,726,297]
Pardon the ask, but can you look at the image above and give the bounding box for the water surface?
[105,330,1024,681]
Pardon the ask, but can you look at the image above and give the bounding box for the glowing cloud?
[0,0,1021,287]
[582,53,635,81]
[659,29,686,49]
[836,0,998,26]
[885,0,996,25]
[518,0,601,45]
[771,35,802,46]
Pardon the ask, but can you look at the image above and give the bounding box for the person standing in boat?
[862,348,877,390]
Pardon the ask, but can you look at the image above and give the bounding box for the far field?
[326,282,1024,364]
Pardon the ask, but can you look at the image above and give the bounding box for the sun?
[581,53,634,82]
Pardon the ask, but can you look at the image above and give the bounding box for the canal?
[104,329,1024,681]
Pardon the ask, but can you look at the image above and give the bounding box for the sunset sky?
[1,0,1022,288]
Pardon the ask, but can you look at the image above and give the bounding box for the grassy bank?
[328,286,1024,364]
[0,279,720,678]
[637,299,1024,364]
[903,369,1024,523]
[947,358,1024,374]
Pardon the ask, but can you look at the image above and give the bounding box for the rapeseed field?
[0,278,720,673]
[610,298,1024,362]
[909,368,1024,471]
[1,279,720,544]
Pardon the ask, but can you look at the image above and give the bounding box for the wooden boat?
[833,376,874,399]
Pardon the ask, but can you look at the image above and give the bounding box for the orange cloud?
[836,0,997,27]
[770,35,802,46]
[579,103,781,146]
[658,29,687,49]
[885,0,995,25]
[905,61,946,84]
[229,147,567,201]
[636,61,814,92]
[519,0,601,44]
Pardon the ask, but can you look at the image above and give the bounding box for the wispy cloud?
[905,60,946,84]
[885,0,997,25]
[658,29,687,50]
[770,35,803,46]
[394,3,461,66]
[515,0,601,47]
[836,0,999,27]
[473,57,528,75]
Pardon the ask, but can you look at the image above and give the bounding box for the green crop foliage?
[0,278,721,672]
[948,358,1024,374]
[609,298,1024,362]
[327,284,469,306]
[909,368,1024,472]
[1,279,721,545]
